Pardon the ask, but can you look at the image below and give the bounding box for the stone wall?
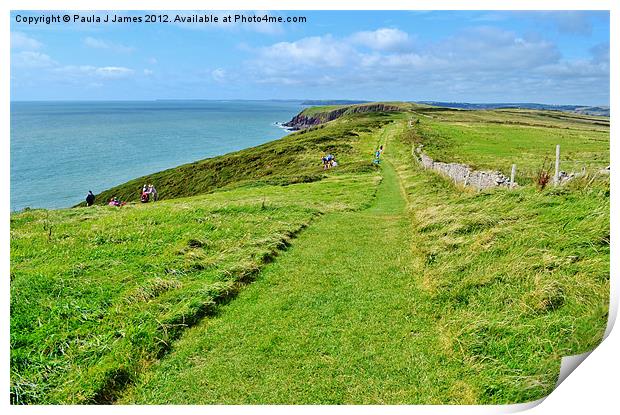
[414,145,515,190]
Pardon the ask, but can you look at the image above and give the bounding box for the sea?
[10,100,304,211]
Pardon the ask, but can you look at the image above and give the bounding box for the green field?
[10,104,610,404]
[411,107,609,182]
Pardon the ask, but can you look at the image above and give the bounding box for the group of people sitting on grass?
[108,197,126,207]
[85,183,158,207]
[86,189,125,207]
[140,184,158,203]
[321,153,338,170]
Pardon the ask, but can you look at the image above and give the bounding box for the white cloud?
[349,28,412,51]
[11,44,135,82]
[54,65,134,79]
[211,68,226,82]
[435,27,560,71]
[11,32,43,50]
[590,42,610,63]
[95,66,134,78]
[147,57,158,65]
[255,26,561,76]
[83,37,135,53]
[83,37,107,49]
[550,11,593,35]
[257,35,355,69]
[246,26,607,104]
[536,60,609,78]
[143,69,154,76]
[12,51,56,68]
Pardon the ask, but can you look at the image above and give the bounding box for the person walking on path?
[373,148,382,164]
[85,190,95,206]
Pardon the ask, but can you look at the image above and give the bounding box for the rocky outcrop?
[283,109,347,130]
[283,103,403,130]
[415,145,515,190]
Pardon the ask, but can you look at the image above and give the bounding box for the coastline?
[10,100,302,211]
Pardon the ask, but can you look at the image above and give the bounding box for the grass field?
[409,107,609,182]
[10,103,610,404]
[10,112,384,404]
[390,121,609,403]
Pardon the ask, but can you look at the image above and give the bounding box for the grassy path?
[124,137,451,404]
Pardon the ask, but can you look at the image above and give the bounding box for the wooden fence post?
[510,164,516,188]
[554,144,560,186]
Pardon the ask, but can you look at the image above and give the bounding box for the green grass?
[11,104,609,404]
[409,108,609,182]
[10,174,380,404]
[389,120,609,402]
[119,119,608,405]
[121,135,430,404]
[10,111,387,404]
[300,101,415,118]
[299,105,350,117]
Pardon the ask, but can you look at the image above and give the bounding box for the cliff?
[283,102,406,130]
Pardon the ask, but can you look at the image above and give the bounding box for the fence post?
[510,164,516,188]
[554,144,560,186]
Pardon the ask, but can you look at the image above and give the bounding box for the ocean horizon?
[10,100,304,211]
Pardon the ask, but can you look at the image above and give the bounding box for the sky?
[10,10,610,105]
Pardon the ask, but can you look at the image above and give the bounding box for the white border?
[2,1,616,414]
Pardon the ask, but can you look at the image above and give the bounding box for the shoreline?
[11,101,303,212]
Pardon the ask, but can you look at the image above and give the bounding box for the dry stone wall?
[415,146,515,190]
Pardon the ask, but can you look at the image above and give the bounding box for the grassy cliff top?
[299,101,418,118]
[11,103,609,404]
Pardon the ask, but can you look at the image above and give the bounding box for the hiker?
[331,158,338,167]
[108,197,121,207]
[148,184,158,202]
[326,153,334,169]
[85,190,95,206]
[373,149,381,165]
[379,145,384,154]
[322,155,329,170]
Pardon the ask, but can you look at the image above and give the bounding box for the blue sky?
[10,10,610,105]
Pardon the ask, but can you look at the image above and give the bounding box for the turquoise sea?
[10,100,303,211]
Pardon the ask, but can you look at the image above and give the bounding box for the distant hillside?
[283,102,414,130]
[417,101,609,117]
